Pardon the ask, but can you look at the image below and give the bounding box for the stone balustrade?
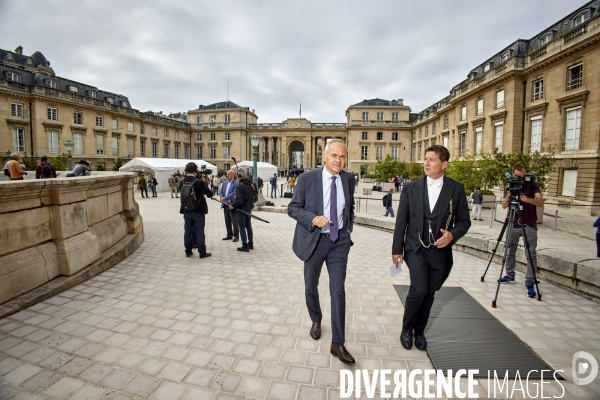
[0,173,144,314]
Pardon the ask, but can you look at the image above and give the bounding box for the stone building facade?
[1,1,599,211]
[410,1,600,212]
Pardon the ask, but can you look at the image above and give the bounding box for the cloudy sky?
[0,0,586,122]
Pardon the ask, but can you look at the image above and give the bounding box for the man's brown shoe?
[200,253,212,258]
[310,322,321,340]
[330,344,355,364]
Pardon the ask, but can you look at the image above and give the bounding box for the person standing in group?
[212,175,220,195]
[499,164,544,298]
[139,175,148,198]
[472,187,483,221]
[220,170,239,242]
[66,160,92,177]
[168,174,178,198]
[179,162,213,258]
[230,169,255,252]
[7,153,28,180]
[35,155,58,179]
[392,145,471,352]
[149,175,158,197]
[269,174,278,198]
[288,139,356,365]
[257,176,263,194]
[383,188,395,217]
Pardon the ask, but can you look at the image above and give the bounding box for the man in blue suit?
[288,139,356,364]
[220,170,239,242]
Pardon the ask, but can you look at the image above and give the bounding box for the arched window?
[539,33,552,45]
[574,12,588,26]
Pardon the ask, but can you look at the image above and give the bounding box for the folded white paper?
[390,263,402,278]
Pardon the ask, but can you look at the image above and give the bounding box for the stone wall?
[0,173,143,309]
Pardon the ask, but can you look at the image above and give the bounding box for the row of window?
[360,145,400,161]
[360,132,399,141]
[361,112,400,122]
[195,133,232,141]
[195,115,231,124]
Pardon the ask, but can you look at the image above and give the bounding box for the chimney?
[252,109,255,113]
[397,99,403,106]
[15,46,23,54]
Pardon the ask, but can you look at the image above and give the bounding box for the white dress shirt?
[427,175,444,212]
[322,168,345,233]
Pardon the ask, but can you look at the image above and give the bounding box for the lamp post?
[64,140,73,171]
[250,133,260,187]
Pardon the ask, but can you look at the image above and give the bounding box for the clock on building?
[293,121,300,128]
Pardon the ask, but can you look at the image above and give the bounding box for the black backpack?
[180,178,200,211]
[382,194,388,207]
[251,181,259,203]
[42,163,52,178]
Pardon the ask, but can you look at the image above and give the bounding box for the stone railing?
[0,173,144,316]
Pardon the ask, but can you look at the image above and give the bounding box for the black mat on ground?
[394,285,562,379]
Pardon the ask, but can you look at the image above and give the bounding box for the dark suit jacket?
[288,168,355,262]
[392,175,471,281]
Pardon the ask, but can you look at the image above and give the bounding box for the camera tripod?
[480,195,542,307]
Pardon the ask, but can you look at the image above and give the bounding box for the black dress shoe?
[310,322,321,340]
[248,244,254,250]
[185,252,192,257]
[232,237,239,242]
[330,344,355,364]
[400,329,413,350]
[237,246,249,252]
[415,333,427,351]
[200,253,212,258]
[222,237,233,240]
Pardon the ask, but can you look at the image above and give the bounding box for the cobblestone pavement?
[1,192,599,399]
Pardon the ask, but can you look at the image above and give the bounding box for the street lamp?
[250,133,260,187]
[64,140,74,171]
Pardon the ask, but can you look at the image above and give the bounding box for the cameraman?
[500,164,544,298]
[179,162,214,258]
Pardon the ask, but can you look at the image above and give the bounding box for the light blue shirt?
[321,168,345,233]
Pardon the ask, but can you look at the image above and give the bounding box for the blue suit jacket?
[287,168,355,262]
[219,179,239,208]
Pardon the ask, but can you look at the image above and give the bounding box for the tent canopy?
[119,157,217,172]
[232,161,278,182]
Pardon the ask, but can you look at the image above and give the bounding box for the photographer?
[500,164,544,298]
[229,169,254,252]
[179,162,214,258]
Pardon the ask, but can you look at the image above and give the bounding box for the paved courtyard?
[1,191,599,399]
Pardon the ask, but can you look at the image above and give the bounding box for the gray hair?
[237,168,248,178]
[11,153,19,160]
[323,139,347,155]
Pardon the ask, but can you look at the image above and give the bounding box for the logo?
[572,351,598,385]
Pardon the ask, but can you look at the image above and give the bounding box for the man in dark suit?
[392,145,471,351]
[288,139,356,364]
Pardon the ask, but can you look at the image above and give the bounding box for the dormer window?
[68,85,78,93]
[376,100,383,106]
[483,63,491,72]
[500,51,510,62]
[391,100,397,106]
[6,71,19,82]
[88,91,97,98]
[26,58,32,65]
[46,80,57,89]
[121,101,129,107]
[106,97,114,104]
[574,12,588,27]
[5,52,13,60]
[540,33,552,45]
[363,100,368,105]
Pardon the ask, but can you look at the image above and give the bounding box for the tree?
[95,163,106,171]
[49,154,68,171]
[20,153,38,171]
[445,153,478,190]
[112,157,124,171]
[374,155,406,181]
[407,162,424,180]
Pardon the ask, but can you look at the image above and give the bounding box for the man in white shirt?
[391,145,471,351]
[219,170,239,242]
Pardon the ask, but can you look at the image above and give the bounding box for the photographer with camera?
[500,164,544,298]
[178,162,214,258]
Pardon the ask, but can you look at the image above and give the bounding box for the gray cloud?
[0,0,586,122]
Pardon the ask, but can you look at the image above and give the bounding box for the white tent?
[232,161,278,183]
[119,157,217,192]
